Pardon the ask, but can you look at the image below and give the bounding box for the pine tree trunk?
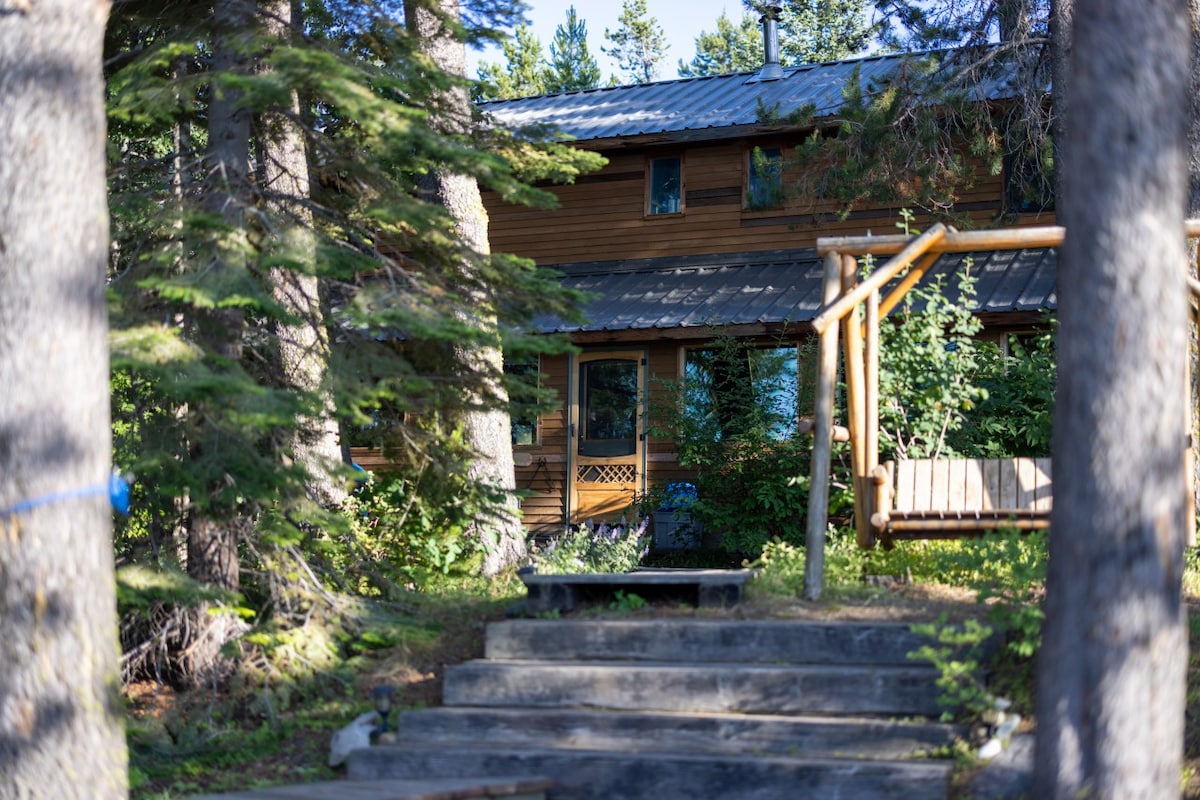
[1050,0,1073,201]
[181,0,255,687]
[1188,0,1200,529]
[407,0,525,575]
[0,2,128,796]
[1033,1,1190,796]
[261,0,347,509]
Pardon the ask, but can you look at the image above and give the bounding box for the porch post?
[805,250,844,600]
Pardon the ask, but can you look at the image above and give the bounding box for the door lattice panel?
[577,464,636,484]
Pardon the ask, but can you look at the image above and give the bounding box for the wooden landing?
[189,776,552,800]
[520,568,753,615]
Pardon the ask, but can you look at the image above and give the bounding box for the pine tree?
[679,11,762,76]
[545,6,602,93]
[0,0,127,794]
[682,1,871,78]
[106,0,599,681]
[603,0,668,84]
[778,0,873,64]
[475,25,548,99]
[1034,0,1189,794]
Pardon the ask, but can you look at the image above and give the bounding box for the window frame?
[744,145,785,211]
[645,154,685,217]
[678,340,803,443]
[505,356,541,447]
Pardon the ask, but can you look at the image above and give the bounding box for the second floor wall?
[484,136,1057,266]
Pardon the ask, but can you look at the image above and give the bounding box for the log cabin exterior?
[473,41,1057,535]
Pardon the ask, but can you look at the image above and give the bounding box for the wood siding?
[485,139,1055,265]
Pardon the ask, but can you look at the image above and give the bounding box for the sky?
[469,0,753,81]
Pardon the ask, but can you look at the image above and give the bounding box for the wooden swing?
[804,222,1200,552]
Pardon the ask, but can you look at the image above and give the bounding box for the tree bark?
[0,1,128,796]
[1049,0,1072,201]
[260,0,347,509]
[182,0,255,687]
[1188,0,1200,531]
[406,0,525,576]
[1033,1,1190,796]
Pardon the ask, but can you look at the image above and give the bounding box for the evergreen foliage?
[777,0,874,65]
[785,0,1054,217]
[545,6,602,93]
[603,0,668,84]
[475,25,548,100]
[475,7,602,99]
[678,11,762,77]
[106,0,598,684]
[682,2,873,78]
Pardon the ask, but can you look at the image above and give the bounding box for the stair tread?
[364,741,955,771]
[453,658,939,671]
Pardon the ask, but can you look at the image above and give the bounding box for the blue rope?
[0,473,130,518]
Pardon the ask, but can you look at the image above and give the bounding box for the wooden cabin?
[474,39,1056,535]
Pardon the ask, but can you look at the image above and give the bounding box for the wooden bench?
[519,569,753,615]
[869,457,1052,545]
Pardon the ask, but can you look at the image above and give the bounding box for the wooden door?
[569,350,646,524]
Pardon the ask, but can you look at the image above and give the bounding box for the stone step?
[443,659,943,717]
[188,776,552,800]
[486,618,939,665]
[388,707,961,760]
[347,744,952,800]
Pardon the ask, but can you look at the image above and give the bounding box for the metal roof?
[533,247,1057,335]
[480,50,1020,145]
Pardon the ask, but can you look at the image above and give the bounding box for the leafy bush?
[331,428,507,595]
[908,614,997,721]
[952,329,1056,458]
[877,264,989,460]
[647,331,817,554]
[748,527,877,597]
[532,518,650,574]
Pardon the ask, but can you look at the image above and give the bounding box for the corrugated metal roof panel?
[533,247,1057,335]
[481,50,1019,144]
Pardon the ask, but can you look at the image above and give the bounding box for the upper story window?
[746,146,784,210]
[1004,139,1055,214]
[647,156,683,215]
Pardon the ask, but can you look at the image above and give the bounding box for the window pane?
[747,147,783,210]
[579,359,638,456]
[505,359,539,446]
[648,157,681,215]
[684,344,798,440]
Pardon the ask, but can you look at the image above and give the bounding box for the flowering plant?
[532,517,650,574]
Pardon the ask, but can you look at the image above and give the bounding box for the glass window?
[647,156,682,215]
[578,359,639,456]
[505,359,540,446]
[684,343,799,441]
[746,146,783,210]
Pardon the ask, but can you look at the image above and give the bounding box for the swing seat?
[869,457,1052,545]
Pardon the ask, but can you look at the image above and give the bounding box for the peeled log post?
[840,254,869,551]
[864,289,880,549]
[805,251,844,601]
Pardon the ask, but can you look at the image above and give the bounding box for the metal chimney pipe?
[758,6,784,81]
